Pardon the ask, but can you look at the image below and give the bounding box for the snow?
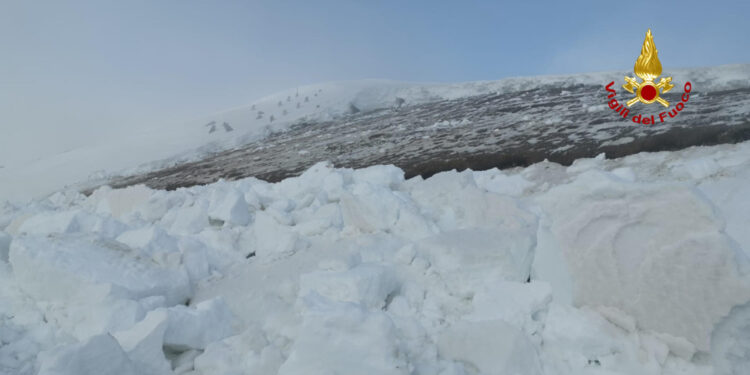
[278,297,408,375]
[536,170,750,351]
[112,310,173,375]
[1,140,750,374]
[157,297,236,351]
[207,187,252,226]
[437,319,543,375]
[0,231,10,262]
[37,334,139,375]
[116,227,182,267]
[9,235,191,307]
[299,264,399,310]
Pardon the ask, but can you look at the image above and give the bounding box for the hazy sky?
[1,0,749,164]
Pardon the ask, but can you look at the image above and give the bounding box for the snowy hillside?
[3,64,748,203]
[106,63,750,193]
[2,139,750,374]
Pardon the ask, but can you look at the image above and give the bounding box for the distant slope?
[102,64,750,191]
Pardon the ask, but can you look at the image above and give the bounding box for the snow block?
[38,334,138,375]
[351,164,405,189]
[88,184,154,219]
[540,303,628,371]
[299,264,399,309]
[178,237,211,284]
[17,210,85,235]
[15,209,128,239]
[437,319,542,375]
[420,228,536,285]
[675,156,722,180]
[340,186,401,233]
[409,170,537,231]
[279,296,407,375]
[113,310,172,375]
[254,211,304,262]
[277,161,339,199]
[168,202,209,234]
[712,301,750,374]
[116,226,181,266]
[208,188,251,226]
[473,169,534,196]
[161,297,236,350]
[0,231,10,262]
[10,235,191,306]
[467,281,552,336]
[192,326,275,375]
[537,171,750,351]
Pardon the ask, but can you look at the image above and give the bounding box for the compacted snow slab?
[536,170,750,352]
[9,234,191,306]
[37,334,139,375]
[437,319,543,375]
[0,231,10,262]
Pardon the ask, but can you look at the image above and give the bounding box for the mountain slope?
[105,64,750,191]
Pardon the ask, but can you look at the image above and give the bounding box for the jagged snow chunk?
[207,188,252,226]
[299,264,399,309]
[0,231,10,262]
[351,164,405,189]
[254,211,305,262]
[279,296,407,375]
[437,319,542,375]
[14,209,128,239]
[10,235,190,306]
[116,226,181,266]
[17,210,85,235]
[38,334,138,375]
[420,228,536,285]
[536,170,750,350]
[113,311,172,375]
[160,297,236,350]
[467,280,552,337]
[88,184,154,219]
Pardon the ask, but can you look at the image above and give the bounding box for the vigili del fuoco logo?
[604,29,692,125]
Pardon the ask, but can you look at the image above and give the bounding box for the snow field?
[1,141,750,374]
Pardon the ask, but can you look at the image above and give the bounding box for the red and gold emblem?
[622,29,675,107]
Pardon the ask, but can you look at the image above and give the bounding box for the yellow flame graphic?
[634,29,662,82]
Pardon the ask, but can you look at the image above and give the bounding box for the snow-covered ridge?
[106,62,750,194]
[185,63,750,157]
[2,64,748,204]
[2,140,749,374]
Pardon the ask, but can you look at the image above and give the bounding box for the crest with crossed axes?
[622,29,675,107]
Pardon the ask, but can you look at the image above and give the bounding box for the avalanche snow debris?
[112,310,172,375]
[159,297,236,351]
[9,235,191,306]
[299,264,399,310]
[116,226,182,266]
[87,184,154,219]
[37,334,139,375]
[2,141,750,374]
[207,187,252,226]
[0,231,10,262]
[536,170,750,351]
[437,319,543,375]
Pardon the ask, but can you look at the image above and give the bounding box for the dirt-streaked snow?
[1,140,749,375]
[3,64,749,203]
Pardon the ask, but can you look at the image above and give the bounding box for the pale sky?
[1,0,748,165]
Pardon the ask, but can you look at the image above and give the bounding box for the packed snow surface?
[2,141,750,375]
